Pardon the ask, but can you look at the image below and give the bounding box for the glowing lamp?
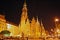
[55,18,59,22]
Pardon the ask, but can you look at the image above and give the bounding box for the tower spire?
[21,0,28,21]
[22,0,27,11]
[23,0,27,7]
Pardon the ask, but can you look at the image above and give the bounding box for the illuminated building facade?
[0,0,46,37]
[19,0,46,38]
[0,15,7,32]
[7,22,19,36]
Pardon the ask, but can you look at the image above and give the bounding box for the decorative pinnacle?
[37,16,38,21]
[41,19,43,26]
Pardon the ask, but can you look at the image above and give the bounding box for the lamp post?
[54,18,59,37]
[56,29,59,37]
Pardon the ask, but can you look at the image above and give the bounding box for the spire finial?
[24,0,27,7]
[36,16,39,22]
[25,0,26,2]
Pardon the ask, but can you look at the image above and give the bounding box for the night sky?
[0,0,60,31]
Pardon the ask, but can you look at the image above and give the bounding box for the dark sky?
[0,0,60,31]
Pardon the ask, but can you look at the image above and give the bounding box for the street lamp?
[56,29,59,37]
[55,18,59,22]
[54,18,59,29]
[54,18,59,28]
[54,18,59,37]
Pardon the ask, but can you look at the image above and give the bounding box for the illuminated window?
[7,24,11,29]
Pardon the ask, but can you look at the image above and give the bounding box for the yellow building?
[0,14,7,32]
[30,17,36,37]
[19,0,29,37]
[35,17,41,37]
[0,0,46,37]
[19,0,46,38]
[7,22,19,36]
[40,21,46,37]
